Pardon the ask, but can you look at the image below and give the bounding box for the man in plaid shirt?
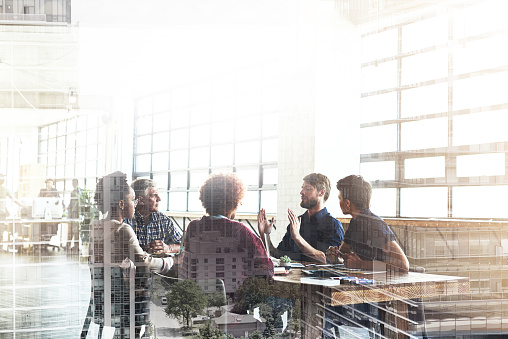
[125,178,182,254]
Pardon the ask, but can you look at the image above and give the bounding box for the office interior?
[1,0,508,337]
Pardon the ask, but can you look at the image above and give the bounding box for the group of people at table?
[82,170,410,338]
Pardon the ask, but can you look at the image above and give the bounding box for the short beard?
[300,198,318,209]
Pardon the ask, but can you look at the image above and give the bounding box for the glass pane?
[456,153,505,177]
[235,168,258,187]
[453,185,508,218]
[261,190,277,214]
[211,144,233,167]
[86,145,97,160]
[57,150,65,164]
[168,192,187,211]
[263,167,278,186]
[48,138,56,152]
[370,188,396,218]
[405,157,445,179]
[211,120,234,144]
[57,136,65,150]
[39,140,47,154]
[75,162,85,177]
[453,110,508,146]
[48,124,57,138]
[56,165,64,179]
[190,103,211,125]
[170,171,187,189]
[76,147,85,161]
[159,191,168,211]
[153,113,170,133]
[456,0,508,38]
[236,116,260,140]
[40,126,48,140]
[188,191,203,212]
[86,161,96,177]
[171,108,189,129]
[361,92,397,123]
[152,132,169,152]
[189,147,209,168]
[135,135,152,154]
[360,161,395,181]
[361,28,398,62]
[170,150,188,170]
[189,125,210,147]
[454,72,508,111]
[235,141,259,165]
[401,83,448,117]
[67,119,76,134]
[76,116,87,131]
[76,131,86,146]
[137,97,153,116]
[401,118,448,151]
[236,92,259,117]
[400,187,448,218]
[237,190,258,214]
[189,170,209,189]
[135,115,152,135]
[261,90,279,114]
[453,33,508,75]
[211,97,235,121]
[66,133,75,148]
[172,86,190,110]
[65,164,74,178]
[135,154,151,173]
[262,113,278,137]
[154,93,170,113]
[360,124,397,154]
[152,152,169,172]
[170,128,189,149]
[401,15,448,53]
[401,49,448,85]
[361,60,397,93]
[262,139,277,163]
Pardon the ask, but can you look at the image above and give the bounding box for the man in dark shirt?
[258,173,343,263]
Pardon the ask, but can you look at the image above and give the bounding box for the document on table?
[300,277,341,286]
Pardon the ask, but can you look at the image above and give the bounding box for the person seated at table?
[39,178,60,197]
[81,171,175,339]
[258,173,343,264]
[328,174,409,273]
[180,172,273,297]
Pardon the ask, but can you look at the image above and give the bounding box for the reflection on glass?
[189,147,209,168]
[360,161,395,181]
[170,150,188,170]
[401,83,448,117]
[405,157,445,179]
[361,92,397,123]
[151,152,169,172]
[453,185,508,218]
[453,110,508,146]
[262,139,277,163]
[261,190,277,214]
[135,154,151,172]
[456,153,505,177]
[135,135,152,154]
[370,188,396,217]
[401,187,448,218]
[401,118,447,151]
[263,167,278,185]
[152,132,169,152]
[360,124,397,154]
[236,141,259,165]
[170,171,187,189]
[211,144,233,167]
[169,192,187,211]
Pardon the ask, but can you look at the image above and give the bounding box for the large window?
[360,0,508,219]
[133,64,280,214]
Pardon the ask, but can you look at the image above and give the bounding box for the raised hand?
[257,208,274,236]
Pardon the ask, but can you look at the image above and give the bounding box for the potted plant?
[280,255,292,269]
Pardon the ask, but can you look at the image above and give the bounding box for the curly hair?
[94,171,131,215]
[199,173,245,217]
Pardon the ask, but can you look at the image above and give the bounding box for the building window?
[216,258,224,264]
[216,272,224,278]
[359,2,508,219]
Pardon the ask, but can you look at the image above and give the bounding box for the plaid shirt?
[125,210,182,248]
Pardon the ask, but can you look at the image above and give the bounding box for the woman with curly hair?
[180,172,273,297]
[82,171,174,339]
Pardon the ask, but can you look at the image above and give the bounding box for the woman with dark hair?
[82,171,173,339]
[180,173,273,297]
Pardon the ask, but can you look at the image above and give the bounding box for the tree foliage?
[207,291,227,308]
[164,279,207,328]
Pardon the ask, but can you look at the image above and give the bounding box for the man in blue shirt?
[125,178,182,254]
[258,173,344,264]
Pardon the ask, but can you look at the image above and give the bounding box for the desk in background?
[274,267,469,339]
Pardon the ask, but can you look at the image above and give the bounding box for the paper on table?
[300,277,341,286]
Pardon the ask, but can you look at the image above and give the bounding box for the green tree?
[248,330,264,339]
[207,292,227,308]
[164,279,207,329]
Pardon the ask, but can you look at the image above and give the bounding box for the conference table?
[274,264,469,339]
